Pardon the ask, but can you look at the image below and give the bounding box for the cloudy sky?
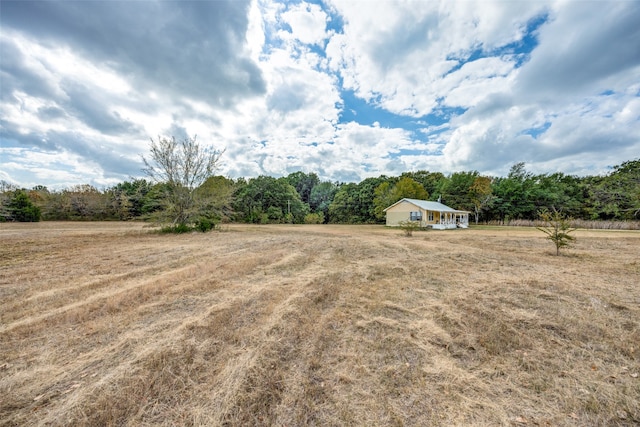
[1,0,639,189]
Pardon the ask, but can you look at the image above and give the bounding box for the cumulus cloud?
[0,0,638,189]
[279,2,329,45]
[515,1,640,97]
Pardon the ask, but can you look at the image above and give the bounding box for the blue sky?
[1,0,639,189]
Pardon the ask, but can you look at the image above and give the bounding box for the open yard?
[1,222,639,426]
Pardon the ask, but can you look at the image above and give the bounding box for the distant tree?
[537,209,576,256]
[233,176,308,223]
[492,163,537,222]
[309,181,338,220]
[440,171,478,212]
[142,135,224,229]
[5,190,41,222]
[394,176,429,200]
[400,171,445,198]
[285,171,320,205]
[372,181,397,220]
[328,183,359,223]
[66,184,110,220]
[109,179,153,219]
[356,176,391,223]
[0,181,17,220]
[0,180,19,193]
[534,173,585,219]
[373,177,428,220]
[469,176,494,224]
[28,186,51,218]
[584,159,640,220]
[195,175,236,224]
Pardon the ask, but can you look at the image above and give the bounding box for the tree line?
[1,141,638,226]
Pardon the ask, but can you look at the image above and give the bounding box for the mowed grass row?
[0,222,638,426]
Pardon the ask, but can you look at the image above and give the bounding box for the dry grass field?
[1,222,639,426]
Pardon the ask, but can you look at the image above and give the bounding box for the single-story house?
[384,198,470,229]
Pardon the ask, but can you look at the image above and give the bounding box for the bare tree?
[143,135,224,227]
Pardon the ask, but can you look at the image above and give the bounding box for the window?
[410,211,422,221]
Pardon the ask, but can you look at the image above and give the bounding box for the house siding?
[385,201,436,227]
[385,199,468,228]
[385,210,412,226]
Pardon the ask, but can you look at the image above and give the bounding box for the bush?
[304,212,325,224]
[195,217,216,232]
[160,223,193,234]
[398,220,421,237]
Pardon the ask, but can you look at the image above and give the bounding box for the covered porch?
[431,211,469,229]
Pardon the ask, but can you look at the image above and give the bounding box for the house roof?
[383,198,470,213]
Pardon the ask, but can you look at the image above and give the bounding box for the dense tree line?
[1,159,638,225]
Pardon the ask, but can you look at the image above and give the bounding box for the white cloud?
[515,1,640,98]
[0,147,114,189]
[1,0,638,189]
[325,0,547,116]
[279,2,329,45]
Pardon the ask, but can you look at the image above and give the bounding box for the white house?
[384,198,470,229]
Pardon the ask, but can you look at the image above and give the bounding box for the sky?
[1,0,639,190]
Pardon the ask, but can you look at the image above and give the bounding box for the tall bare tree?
[143,135,224,227]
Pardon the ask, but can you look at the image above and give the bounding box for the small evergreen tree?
[537,209,576,255]
[7,190,41,222]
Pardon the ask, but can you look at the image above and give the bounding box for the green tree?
[328,183,359,223]
[393,176,429,200]
[142,135,224,228]
[233,176,308,223]
[372,181,396,220]
[356,176,393,223]
[195,176,236,224]
[400,171,445,198]
[309,181,338,220]
[328,176,391,223]
[537,209,576,256]
[5,190,41,222]
[491,163,537,221]
[584,159,640,220]
[440,171,478,211]
[534,173,585,219]
[469,176,494,224]
[284,171,320,205]
[373,177,428,220]
[109,179,153,219]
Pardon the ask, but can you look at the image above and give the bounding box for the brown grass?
[489,219,640,230]
[1,222,639,426]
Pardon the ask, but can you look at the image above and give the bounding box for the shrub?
[398,220,421,237]
[160,223,193,234]
[195,217,216,232]
[304,212,325,224]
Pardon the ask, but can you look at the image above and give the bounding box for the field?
[1,222,639,426]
